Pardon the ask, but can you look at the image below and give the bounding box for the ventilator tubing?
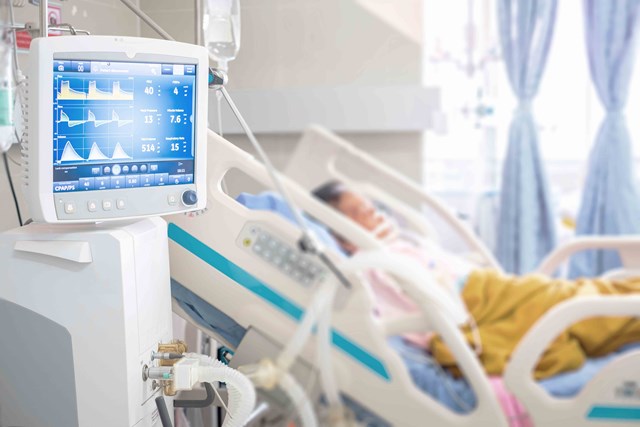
[187,353,256,427]
[275,281,336,372]
[278,370,318,427]
[274,279,347,424]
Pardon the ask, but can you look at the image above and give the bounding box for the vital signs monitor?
[26,36,209,223]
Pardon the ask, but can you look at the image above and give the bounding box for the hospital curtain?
[570,0,640,277]
[496,0,558,273]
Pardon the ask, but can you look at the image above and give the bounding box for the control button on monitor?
[167,195,178,206]
[149,164,159,172]
[116,199,126,210]
[184,65,196,75]
[64,202,76,214]
[140,165,148,173]
[102,200,113,211]
[131,165,139,173]
[181,190,198,206]
[54,61,71,72]
[183,175,194,184]
[112,164,122,176]
[91,167,102,176]
[155,173,169,186]
[161,64,173,75]
[87,201,98,212]
[122,165,130,174]
[71,61,90,72]
[169,175,182,185]
[125,175,140,188]
[111,176,125,189]
[140,174,154,187]
[79,177,94,191]
[95,178,110,190]
[103,166,111,175]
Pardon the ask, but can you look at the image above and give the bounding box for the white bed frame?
[167,130,510,426]
[282,125,640,425]
[167,129,640,426]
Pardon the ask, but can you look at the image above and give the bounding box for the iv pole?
[39,0,47,38]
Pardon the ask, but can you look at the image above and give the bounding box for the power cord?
[3,151,22,226]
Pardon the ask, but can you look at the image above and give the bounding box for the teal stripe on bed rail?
[168,222,391,381]
[587,405,640,421]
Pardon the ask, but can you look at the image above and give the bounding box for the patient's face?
[335,191,390,237]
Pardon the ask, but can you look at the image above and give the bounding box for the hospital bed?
[167,130,640,426]
[284,125,640,278]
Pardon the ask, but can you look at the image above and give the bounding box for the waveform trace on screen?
[59,109,133,128]
[57,80,134,101]
[58,141,133,163]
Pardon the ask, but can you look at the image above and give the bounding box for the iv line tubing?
[219,86,309,234]
[218,86,352,289]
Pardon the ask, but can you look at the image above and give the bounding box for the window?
[422,0,640,244]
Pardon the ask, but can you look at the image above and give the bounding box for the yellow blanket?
[429,270,640,379]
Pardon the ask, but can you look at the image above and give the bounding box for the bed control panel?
[237,224,326,287]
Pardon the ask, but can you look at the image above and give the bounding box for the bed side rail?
[342,249,509,427]
[287,125,501,270]
[504,295,640,426]
[206,129,383,252]
[536,236,640,277]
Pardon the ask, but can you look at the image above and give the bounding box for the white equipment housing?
[0,36,211,427]
[0,218,173,427]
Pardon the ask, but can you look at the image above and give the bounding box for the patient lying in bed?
[312,181,640,380]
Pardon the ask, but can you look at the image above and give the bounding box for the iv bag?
[202,0,241,71]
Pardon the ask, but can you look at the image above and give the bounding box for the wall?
[0,0,141,232]
[139,0,426,194]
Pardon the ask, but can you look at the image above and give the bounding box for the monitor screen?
[52,59,197,193]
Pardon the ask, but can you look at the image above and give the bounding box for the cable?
[211,384,231,415]
[174,382,216,408]
[219,86,309,234]
[3,151,22,226]
[154,396,174,427]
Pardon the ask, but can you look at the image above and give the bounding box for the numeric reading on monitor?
[52,60,197,193]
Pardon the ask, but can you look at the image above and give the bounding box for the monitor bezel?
[28,36,209,223]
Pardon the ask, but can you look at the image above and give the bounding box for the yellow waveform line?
[87,81,134,101]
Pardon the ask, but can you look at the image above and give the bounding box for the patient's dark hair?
[312,181,346,206]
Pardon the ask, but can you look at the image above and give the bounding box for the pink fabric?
[363,239,472,347]
[489,377,533,427]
